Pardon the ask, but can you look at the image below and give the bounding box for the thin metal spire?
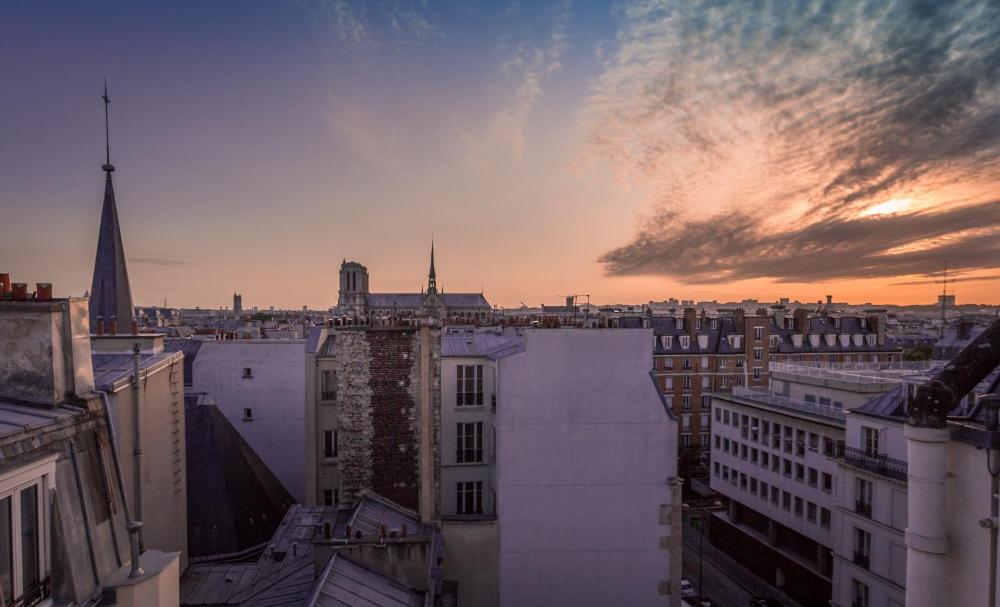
[102,79,115,173]
[428,238,437,291]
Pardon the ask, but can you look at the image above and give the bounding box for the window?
[854,528,872,569]
[808,432,819,451]
[822,472,833,492]
[862,426,880,456]
[701,356,710,369]
[794,496,803,516]
[457,365,484,406]
[782,491,791,510]
[852,579,870,607]
[701,395,711,409]
[719,358,727,369]
[821,507,831,528]
[808,467,818,487]
[723,410,730,425]
[664,377,673,390]
[457,481,483,515]
[807,502,817,523]
[662,335,673,349]
[783,459,792,477]
[665,357,674,369]
[711,318,718,329]
[795,463,804,482]
[713,462,720,476]
[323,488,339,506]
[824,437,836,456]
[856,477,873,517]
[819,396,831,407]
[751,448,758,464]
[0,458,54,606]
[761,452,769,468]
[804,394,817,404]
[771,486,779,504]
[320,369,337,401]
[243,408,252,420]
[760,481,768,498]
[700,432,709,447]
[242,367,253,378]
[680,335,690,349]
[682,434,691,447]
[753,347,762,360]
[457,422,484,463]
[323,430,338,459]
[682,395,691,410]
[754,326,763,340]
[701,376,710,389]
[684,375,692,389]
[753,367,762,380]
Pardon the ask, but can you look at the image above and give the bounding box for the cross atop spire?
[102,79,115,173]
[427,239,437,292]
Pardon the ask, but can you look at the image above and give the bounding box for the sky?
[2,0,999,310]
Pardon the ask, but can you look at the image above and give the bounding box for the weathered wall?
[441,520,499,607]
[334,327,440,515]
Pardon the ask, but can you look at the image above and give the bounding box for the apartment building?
[495,329,680,606]
[438,327,523,607]
[619,306,901,450]
[0,285,179,605]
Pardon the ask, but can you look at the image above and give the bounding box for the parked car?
[681,579,696,598]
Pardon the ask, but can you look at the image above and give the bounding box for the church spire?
[89,81,135,331]
[427,239,437,292]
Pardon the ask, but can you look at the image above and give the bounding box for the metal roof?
[0,400,79,439]
[441,333,523,360]
[91,350,183,391]
[305,554,423,607]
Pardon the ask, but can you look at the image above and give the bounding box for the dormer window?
[662,335,673,349]
[711,318,718,329]
[860,318,867,328]
[675,318,683,330]
[679,335,690,349]
[865,334,876,346]
[834,318,841,329]
[696,318,703,330]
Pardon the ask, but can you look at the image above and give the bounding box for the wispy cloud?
[492,1,571,158]
[295,0,439,48]
[584,0,1000,282]
[891,273,1000,287]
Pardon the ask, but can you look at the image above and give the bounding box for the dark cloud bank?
[595,0,1000,283]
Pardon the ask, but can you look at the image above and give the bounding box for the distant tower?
[89,81,135,331]
[427,240,437,295]
[337,260,370,317]
[233,292,243,315]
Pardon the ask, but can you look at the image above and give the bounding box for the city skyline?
[3,0,999,309]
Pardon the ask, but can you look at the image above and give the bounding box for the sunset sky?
[3,0,999,309]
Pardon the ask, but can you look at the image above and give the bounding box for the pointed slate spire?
[89,81,134,330]
[427,239,437,293]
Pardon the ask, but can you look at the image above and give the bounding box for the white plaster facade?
[189,339,306,501]
[495,328,678,607]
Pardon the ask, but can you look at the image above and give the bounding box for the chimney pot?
[35,283,52,302]
[131,319,139,335]
[345,525,352,539]
[97,317,105,336]
[323,522,332,540]
[379,524,387,538]
[0,273,10,296]
[355,530,362,539]
[11,283,28,301]
[110,317,119,335]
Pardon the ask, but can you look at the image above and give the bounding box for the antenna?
[934,260,956,337]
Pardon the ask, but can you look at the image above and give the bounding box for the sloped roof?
[441,332,523,359]
[305,554,423,607]
[89,171,134,327]
[91,350,183,390]
[185,404,295,560]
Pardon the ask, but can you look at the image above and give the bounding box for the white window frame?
[456,422,484,464]
[456,365,484,406]
[0,455,56,605]
[456,481,483,515]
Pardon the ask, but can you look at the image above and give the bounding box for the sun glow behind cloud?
[860,198,913,217]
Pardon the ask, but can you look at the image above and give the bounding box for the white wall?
[496,329,677,607]
[441,355,496,516]
[945,438,996,607]
[192,340,306,501]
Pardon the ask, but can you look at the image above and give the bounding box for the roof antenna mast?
[102,79,115,173]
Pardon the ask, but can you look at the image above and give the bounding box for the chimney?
[97,317,105,336]
[683,307,698,337]
[0,294,95,405]
[733,307,746,332]
[131,319,139,335]
[771,304,787,329]
[794,308,810,336]
[110,316,119,335]
[12,283,28,301]
[36,283,52,302]
[0,273,10,297]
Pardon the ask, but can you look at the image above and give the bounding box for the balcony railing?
[837,442,908,481]
[731,386,846,421]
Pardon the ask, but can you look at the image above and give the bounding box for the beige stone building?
[91,332,188,570]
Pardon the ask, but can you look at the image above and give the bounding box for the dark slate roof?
[441,333,524,359]
[0,400,79,439]
[367,293,425,309]
[91,350,183,390]
[440,293,490,308]
[89,170,135,327]
[852,384,907,420]
[181,496,438,607]
[306,327,325,353]
[165,338,203,386]
[185,403,295,560]
[305,554,423,607]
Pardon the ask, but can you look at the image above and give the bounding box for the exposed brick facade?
[332,327,440,514]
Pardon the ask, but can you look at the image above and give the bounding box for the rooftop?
[725,386,847,423]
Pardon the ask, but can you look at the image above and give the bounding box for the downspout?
[131,343,144,548]
[98,390,144,578]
